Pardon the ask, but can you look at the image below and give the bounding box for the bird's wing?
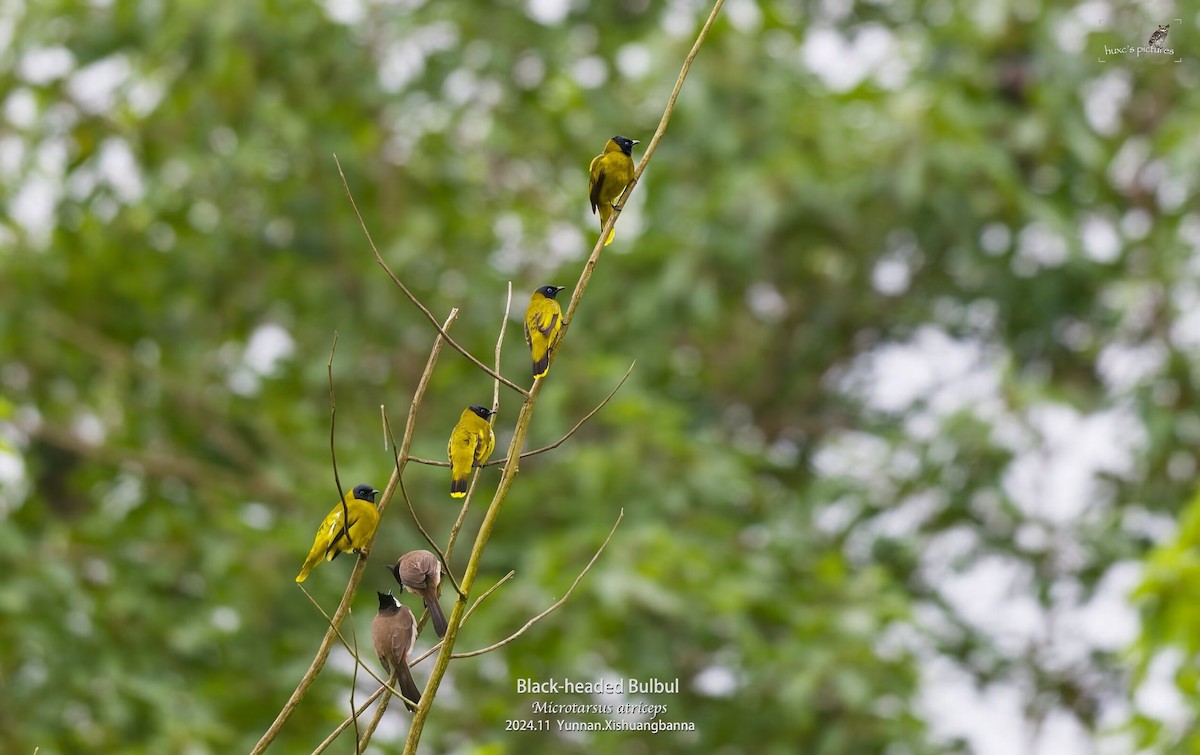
[534,310,559,338]
[388,611,415,660]
[589,157,604,213]
[474,426,495,463]
[323,507,346,539]
[589,170,605,213]
[450,429,477,466]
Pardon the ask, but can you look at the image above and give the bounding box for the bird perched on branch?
[387,550,448,637]
[448,404,496,498]
[295,484,380,583]
[372,591,421,711]
[589,135,638,246]
[524,285,566,379]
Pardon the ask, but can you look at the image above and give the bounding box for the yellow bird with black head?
[588,135,638,246]
[524,284,566,379]
[295,483,380,583]
[447,404,496,498]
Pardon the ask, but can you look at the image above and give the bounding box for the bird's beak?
[555,286,567,293]
[373,489,380,497]
[632,140,640,145]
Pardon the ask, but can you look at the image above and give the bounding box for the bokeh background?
[2,0,1199,752]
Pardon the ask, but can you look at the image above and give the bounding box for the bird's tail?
[295,554,320,583]
[532,351,550,379]
[397,666,422,712]
[450,474,468,498]
[426,596,449,638]
[599,204,615,246]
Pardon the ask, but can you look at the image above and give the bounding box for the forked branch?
[333,156,529,398]
[453,509,623,659]
[400,3,724,750]
[311,570,515,755]
[404,361,635,468]
[251,311,458,755]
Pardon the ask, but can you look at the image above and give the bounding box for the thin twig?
[444,484,475,563]
[410,570,516,666]
[359,672,395,751]
[296,585,406,699]
[561,0,726,338]
[311,687,385,755]
[495,281,512,414]
[401,4,723,750]
[492,361,634,463]
[252,312,458,755]
[348,606,361,754]
[405,361,636,468]
[399,472,465,598]
[328,333,352,566]
[333,155,529,398]
[443,283,513,561]
[380,405,388,451]
[354,569,514,752]
[317,571,516,754]
[454,509,622,659]
[381,408,464,597]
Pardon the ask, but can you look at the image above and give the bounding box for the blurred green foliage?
[1,0,1196,752]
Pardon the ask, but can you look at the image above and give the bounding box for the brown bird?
[372,591,421,712]
[387,550,448,637]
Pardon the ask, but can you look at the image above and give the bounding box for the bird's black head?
[612,136,638,156]
[376,591,397,611]
[469,404,495,420]
[353,484,379,503]
[536,285,566,299]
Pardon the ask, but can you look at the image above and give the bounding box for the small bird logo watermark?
[1099,20,1179,60]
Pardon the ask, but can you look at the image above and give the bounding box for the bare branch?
[494,280,513,414]
[402,4,723,750]
[380,407,464,597]
[348,605,361,754]
[328,332,351,551]
[409,570,516,666]
[453,509,622,659]
[400,472,464,598]
[311,687,384,755]
[404,455,451,468]
[404,361,636,469]
[443,283,514,562]
[359,672,395,752]
[443,486,474,564]
[296,585,406,699]
[560,0,727,338]
[484,360,634,465]
[319,570,515,754]
[252,311,458,755]
[333,155,529,398]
